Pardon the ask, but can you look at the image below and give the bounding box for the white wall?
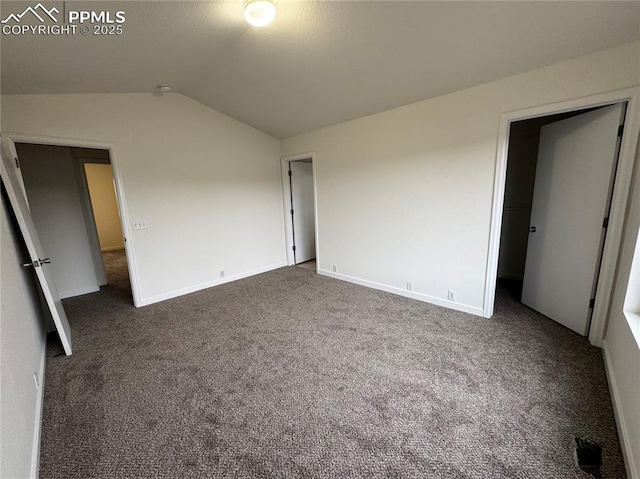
[17,143,101,298]
[282,40,640,314]
[0,192,47,479]
[603,135,640,478]
[1,93,285,305]
[84,163,125,251]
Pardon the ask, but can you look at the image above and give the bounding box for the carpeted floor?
[40,251,625,478]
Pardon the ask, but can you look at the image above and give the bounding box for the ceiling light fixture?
[243,0,276,27]
[158,84,172,92]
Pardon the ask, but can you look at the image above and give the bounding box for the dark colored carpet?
[39,251,625,478]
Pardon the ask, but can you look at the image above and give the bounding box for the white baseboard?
[101,246,125,252]
[30,332,47,479]
[139,262,287,307]
[317,269,484,317]
[602,341,638,479]
[59,285,100,299]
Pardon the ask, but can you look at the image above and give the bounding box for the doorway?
[282,155,318,271]
[485,88,640,346]
[14,143,133,303]
[80,158,130,297]
[495,103,626,336]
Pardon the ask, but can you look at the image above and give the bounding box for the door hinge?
[15,158,19,168]
[292,245,296,251]
[603,217,609,228]
[288,170,292,176]
[589,298,595,309]
[618,124,624,137]
[290,209,294,215]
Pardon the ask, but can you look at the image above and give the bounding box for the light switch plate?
[133,219,148,230]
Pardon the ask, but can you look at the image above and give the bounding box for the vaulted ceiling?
[2,1,639,138]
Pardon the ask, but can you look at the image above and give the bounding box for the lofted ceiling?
[1,1,639,139]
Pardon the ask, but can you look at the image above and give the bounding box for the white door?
[521,104,624,336]
[1,136,73,355]
[290,161,316,264]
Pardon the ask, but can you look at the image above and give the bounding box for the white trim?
[484,87,640,348]
[1,132,143,308]
[280,152,319,269]
[101,245,125,252]
[30,333,46,479]
[59,285,100,299]
[319,269,484,317]
[139,261,287,306]
[602,342,638,479]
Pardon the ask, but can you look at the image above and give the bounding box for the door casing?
[1,132,143,307]
[485,87,640,347]
[280,153,319,268]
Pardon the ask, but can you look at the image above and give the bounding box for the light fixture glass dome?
[243,0,277,27]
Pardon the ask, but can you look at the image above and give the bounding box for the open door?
[289,161,316,264]
[1,135,73,355]
[521,104,625,336]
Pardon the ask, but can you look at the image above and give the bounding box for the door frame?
[75,157,111,287]
[280,152,319,268]
[2,132,143,307]
[484,87,640,347]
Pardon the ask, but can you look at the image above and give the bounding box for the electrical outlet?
[332,265,337,273]
[220,270,225,278]
[448,290,455,301]
[407,281,413,291]
[33,373,40,390]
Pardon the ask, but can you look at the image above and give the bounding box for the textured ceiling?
[2,1,639,138]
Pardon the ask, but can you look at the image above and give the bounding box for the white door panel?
[290,161,315,264]
[1,136,73,355]
[521,104,624,336]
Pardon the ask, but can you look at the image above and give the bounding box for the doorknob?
[23,258,50,268]
[528,226,537,233]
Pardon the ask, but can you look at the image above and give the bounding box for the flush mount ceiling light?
[243,0,277,27]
